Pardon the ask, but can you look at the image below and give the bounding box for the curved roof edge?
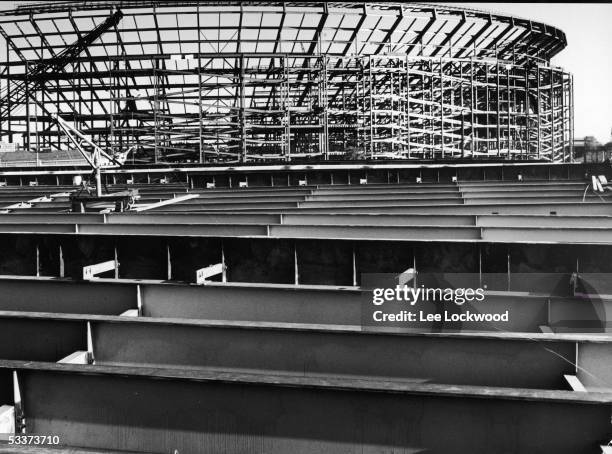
[0,1,568,59]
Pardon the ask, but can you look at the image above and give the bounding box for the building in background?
[0,1,573,165]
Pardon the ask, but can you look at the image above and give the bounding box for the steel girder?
[0,2,572,164]
[0,359,608,453]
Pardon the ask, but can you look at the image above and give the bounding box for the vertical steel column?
[352,245,357,286]
[153,6,160,163]
[153,58,159,164]
[507,249,511,291]
[321,56,329,160]
[359,58,367,154]
[282,55,290,161]
[439,57,444,158]
[0,67,3,141]
[470,58,475,156]
[35,244,40,277]
[221,242,227,283]
[485,64,490,153]
[59,245,64,278]
[112,246,119,279]
[25,61,30,150]
[524,65,530,158]
[561,70,566,162]
[240,54,246,162]
[568,74,574,162]
[506,64,511,159]
[429,62,434,158]
[390,58,395,154]
[56,77,60,150]
[495,61,501,157]
[368,55,373,158]
[197,5,203,163]
[78,61,82,150]
[6,43,11,143]
[536,65,541,159]
[459,60,465,157]
[90,61,94,150]
[550,67,555,159]
[166,244,172,280]
[406,55,411,158]
[294,243,299,285]
[37,37,43,154]
[109,57,114,154]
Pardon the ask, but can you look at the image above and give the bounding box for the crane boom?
[0,9,124,121]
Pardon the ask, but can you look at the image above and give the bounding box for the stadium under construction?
[0,2,609,454]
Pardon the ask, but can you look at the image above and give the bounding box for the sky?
[0,1,610,142]
[457,2,612,143]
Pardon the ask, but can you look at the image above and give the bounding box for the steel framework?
[0,2,573,163]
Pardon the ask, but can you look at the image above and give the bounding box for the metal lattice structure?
[0,1,573,164]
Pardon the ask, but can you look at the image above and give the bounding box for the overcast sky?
[0,2,609,142]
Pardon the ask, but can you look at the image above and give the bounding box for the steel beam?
[4,210,612,229]
[0,277,605,332]
[2,361,610,454]
[313,184,586,194]
[149,202,300,211]
[477,215,612,229]
[86,320,591,389]
[281,213,476,226]
[305,192,463,201]
[266,225,481,240]
[3,222,611,244]
[0,277,134,315]
[465,196,609,205]
[482,227,612,244]
[76,223,269,236]
[107,212,281,225]
[2,311,609,389]
[298,199,464,208]
[141,195,307,204]
[140,281,360,325]
[305,190,591,202]
[272,203,612,216]
[0,161,587,177]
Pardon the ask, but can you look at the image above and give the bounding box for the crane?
[52,113,132,197]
